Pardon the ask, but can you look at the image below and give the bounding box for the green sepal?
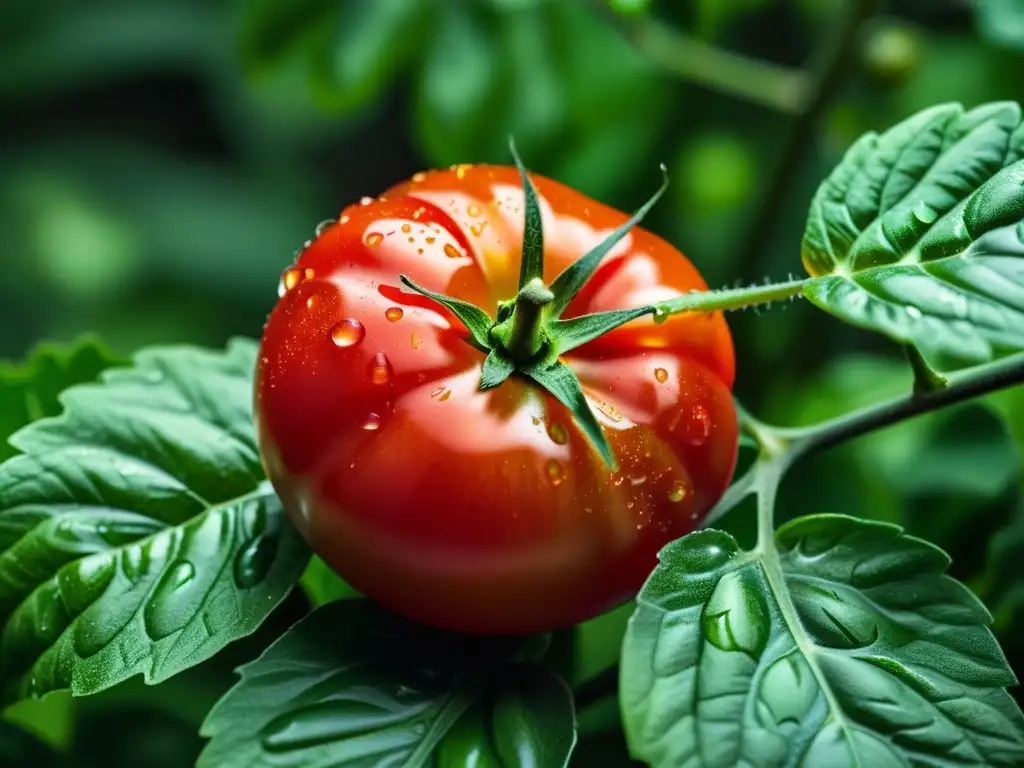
[524,360,616,468]
[549,306,652,356]
[399,275,493,352]
[548,165,669,318]
[480,350,515,390]
[509,138,545,291]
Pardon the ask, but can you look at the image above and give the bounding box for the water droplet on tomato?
[362,413,381,431]
[278,268,304,296]
[547,422,568,445]
[612,473,625,487]
[545,459,565,486]
[467,203,481,217]
[365,232,383,247]
[385,307,404,322]
[444,243,462,259]
[410,332,423,349]
[306,295,318,310]
[412,171,427,183]
[470,221,488,237]
[430,386,447,399]
[626,500,635,510]
[314,219,335,237]
[331,318,365,348]
[595,400,624,423]
[454,163,472,179]
[401,223,412,233]
[654,367,668,383]
[359,196,373,206]
[668,480,688,503]
[629,473,647,486]
[426,236,436,244]
[686,404,712,445]
[367,352,393,385]
[439,389,452,402]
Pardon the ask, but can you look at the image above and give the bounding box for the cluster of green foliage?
[2,0,1024,766]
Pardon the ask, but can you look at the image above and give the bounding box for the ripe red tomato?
[256,165,738,635]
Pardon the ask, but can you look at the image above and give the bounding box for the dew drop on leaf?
[143,559,198,641]
[913,200,938,225]
[234,535,276,589]
[169,560,196,589]
[331,319,365,348]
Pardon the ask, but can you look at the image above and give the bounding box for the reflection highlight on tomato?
[256,158,738,634]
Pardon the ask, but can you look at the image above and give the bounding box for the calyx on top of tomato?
[256,147,738,635]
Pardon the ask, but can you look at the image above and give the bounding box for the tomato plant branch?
[599,8,809,113]
[734,0,877,280]
[782,351,1024,460]
[655,277,808,318]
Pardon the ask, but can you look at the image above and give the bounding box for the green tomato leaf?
[0,339,310,702]
[0,338,122,461]
[802,101,1024,371]
[299,556,360,608]
[621,515,1024,767]
[437,664,577,767]
[198,600,573,767]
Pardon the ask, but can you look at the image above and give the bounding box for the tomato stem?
[496,278,554,363]
[655,277,807,317]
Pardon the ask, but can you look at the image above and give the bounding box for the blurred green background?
[2,0,1023,764]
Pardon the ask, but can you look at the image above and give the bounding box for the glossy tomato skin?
[256,165,738,635]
